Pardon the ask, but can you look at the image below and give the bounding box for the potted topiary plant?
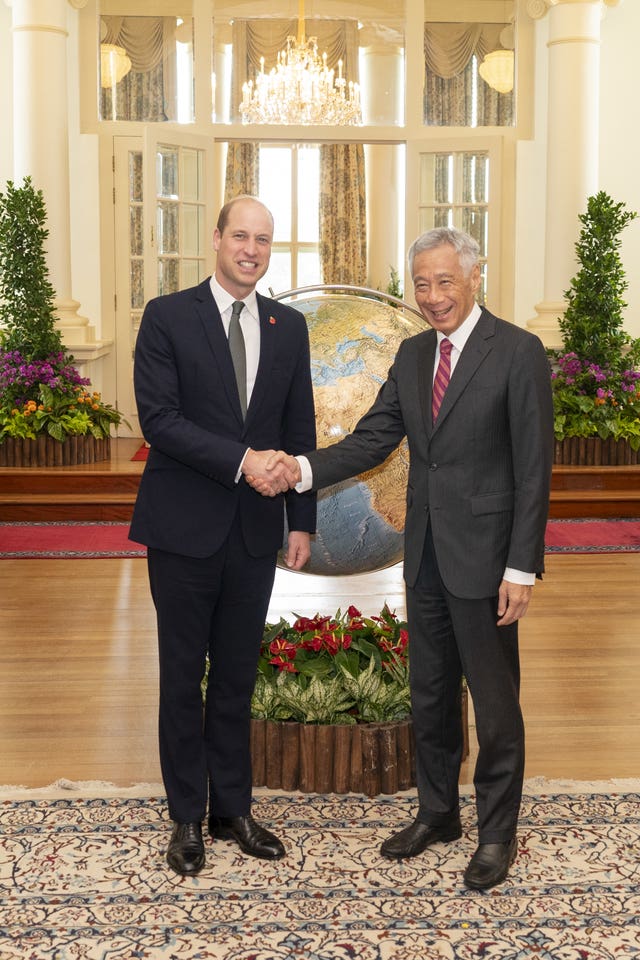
[549,191,640,465]
[0,177,128,466]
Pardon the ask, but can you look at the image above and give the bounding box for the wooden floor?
[0,548,638,789]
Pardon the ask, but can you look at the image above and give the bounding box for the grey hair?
[407,227,480,277]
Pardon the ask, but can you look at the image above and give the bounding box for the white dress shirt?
[210,275,260,480]
[210,275,261,403]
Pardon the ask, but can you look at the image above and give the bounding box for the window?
[257,145,321,297]
[418,151,489,303]
[424,20,514,128]
[99,14,195,123]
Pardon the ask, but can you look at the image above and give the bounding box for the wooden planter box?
[0,435,111,467]
[251,687,469,797]
[554,437,638,466]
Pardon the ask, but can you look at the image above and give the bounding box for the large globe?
[277,289,427,576]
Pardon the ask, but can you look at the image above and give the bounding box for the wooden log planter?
[0,435,111,467]
[251,687,469,797]
[553,437,638,466]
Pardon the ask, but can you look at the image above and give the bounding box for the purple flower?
[0,348,89,407]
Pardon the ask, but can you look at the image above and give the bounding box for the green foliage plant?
[386,266,403,299]
[0,177,128,442]
[250,604,411,725]
[549,192,640,449]
[0,177,63,358]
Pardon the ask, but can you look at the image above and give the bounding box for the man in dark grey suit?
[254,227,554,889]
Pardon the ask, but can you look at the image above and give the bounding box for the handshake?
[242,449,303,497]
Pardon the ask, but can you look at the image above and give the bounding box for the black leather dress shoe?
[463,837,517,890]
[208,814,285,860]
[166,821,205,876]
[381,816,462,860]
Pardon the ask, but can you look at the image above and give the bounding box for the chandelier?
[240,4,361,125]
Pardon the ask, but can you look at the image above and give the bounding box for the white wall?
[1,2,639,344]
[513,14,548,331]
[514,2,640,341]
[67,11,102,340]
[0,4,13,191]
[0,4,103,342]
[600,1,640,340]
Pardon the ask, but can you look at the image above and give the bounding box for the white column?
[11,0,95,345]
[527,0,620,347]
[360,31,404,291]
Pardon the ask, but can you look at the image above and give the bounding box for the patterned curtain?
[100,17,176,122]
[319,144,367,285]
[224,144,259,201]
[424,23,513,127]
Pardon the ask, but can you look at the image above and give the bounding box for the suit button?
[429,462,438,471]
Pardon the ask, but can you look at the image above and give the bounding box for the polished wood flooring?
[1,550,638,789]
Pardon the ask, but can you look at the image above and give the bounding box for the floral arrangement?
[551,352,640,449]
[250,604,411,725]
[0,177,128,447]
[0,350,126,441]
[549,191,640,450]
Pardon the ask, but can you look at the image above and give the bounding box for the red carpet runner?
[0,519,639,559]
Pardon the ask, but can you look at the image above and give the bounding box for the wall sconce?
[478,49,514,93]
[100,44,132,89]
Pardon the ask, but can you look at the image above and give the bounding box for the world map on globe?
[278,291,427,576]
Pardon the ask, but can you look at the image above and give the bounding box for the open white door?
[112,130,214,436]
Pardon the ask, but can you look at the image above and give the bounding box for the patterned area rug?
[1,781,639,959]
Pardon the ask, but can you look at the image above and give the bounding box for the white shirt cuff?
[236,447,250,483]
[295,455,313,492]
[503,567,535,586]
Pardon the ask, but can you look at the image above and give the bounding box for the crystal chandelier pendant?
[240,13,361,126]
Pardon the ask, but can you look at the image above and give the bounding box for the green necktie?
[228,300,247,417]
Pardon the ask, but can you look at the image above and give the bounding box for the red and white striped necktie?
[432,337,452,423]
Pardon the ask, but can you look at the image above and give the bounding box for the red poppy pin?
[269,316,277,325]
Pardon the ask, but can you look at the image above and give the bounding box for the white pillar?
[360,31,404,291]
[527,0,620,348]
[11,0,95,345]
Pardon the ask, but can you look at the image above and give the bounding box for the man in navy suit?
[130,196,316,876]
[256,227,554,890]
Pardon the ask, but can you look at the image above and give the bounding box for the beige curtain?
[224,144,259,202]
[319,144,367,285]
[101,16,177,122]
[424,23,513,127]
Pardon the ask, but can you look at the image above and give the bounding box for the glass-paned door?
[406,141,503,312]
[113,133,214,436]
[418,150,489,303]
[144,129,214,303]
[113,137,145,436]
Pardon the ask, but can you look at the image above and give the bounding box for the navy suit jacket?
[306,308,554,597]
[130,279,317,558]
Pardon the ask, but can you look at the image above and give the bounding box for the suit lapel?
[430,310,495,433]
[417,331,437,439]
[244,294,277,428]
[195,280,245,424]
